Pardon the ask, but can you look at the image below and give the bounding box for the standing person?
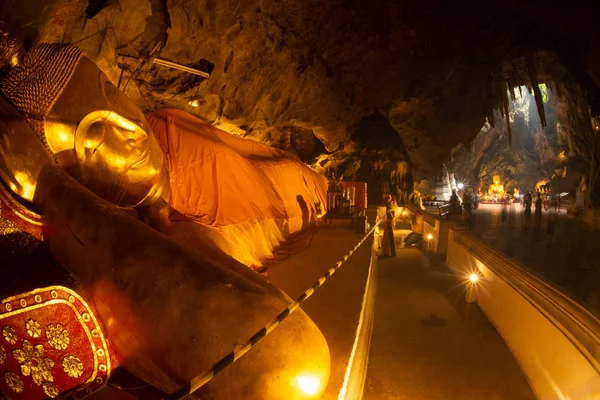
[462,191,473,228]
[450,190,461,215]
[524,192,533,229]
[472,191,479,210]
[534,192,543,229]
[390,195,398,229]
[380,195,396,257]
[556,194,561,213]
[462,191,472,214]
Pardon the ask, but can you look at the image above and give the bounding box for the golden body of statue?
[0,43,329,399]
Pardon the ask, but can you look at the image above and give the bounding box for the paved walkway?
[267,218,374,399]
[88,217,375,400]
[364,233,535,400]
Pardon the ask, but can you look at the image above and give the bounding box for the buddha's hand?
[0,96,54,201]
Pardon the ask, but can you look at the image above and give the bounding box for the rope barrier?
[165,217,383,400]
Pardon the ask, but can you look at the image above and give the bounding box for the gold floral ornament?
[62,355,84,378]
[0,345,6,365]
[46,323,70,350]
[4,371,24,393]
[26,318,41,338]
[12,339,55,385]
[2,325,17,345]
[43,382,59,398]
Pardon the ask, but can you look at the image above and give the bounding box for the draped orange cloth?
[147,109,328,262]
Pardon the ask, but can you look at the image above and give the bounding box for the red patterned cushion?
[0,286,110,399]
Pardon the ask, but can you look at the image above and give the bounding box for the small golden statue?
[488,175,504,196]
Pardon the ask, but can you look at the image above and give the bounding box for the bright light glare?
[457,183,464,190]
[426,233,434,241]
[401,210,407,216]
[189,100,200,107]
[297,375,321,397]
[469,273,479,283]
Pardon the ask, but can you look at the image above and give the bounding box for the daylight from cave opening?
[1,1,600,399]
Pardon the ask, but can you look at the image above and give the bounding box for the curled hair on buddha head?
[0,43,83,154]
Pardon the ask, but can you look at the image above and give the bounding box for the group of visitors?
[449,189,479,215]
[379,187,563,258]
[448,189,479,230]
[521,191,558,232]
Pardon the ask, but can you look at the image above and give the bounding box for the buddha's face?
[73,111,166,208]
[38,56,170,208]
[1,49,168,208]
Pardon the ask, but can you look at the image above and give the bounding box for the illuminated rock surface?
[2,1,599,187]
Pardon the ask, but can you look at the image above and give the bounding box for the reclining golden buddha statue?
[0,41,329,399]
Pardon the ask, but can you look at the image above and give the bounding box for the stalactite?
[525,52,547,128]
[507,79,516,101]
[518,85,523,98]
[502,81,512,146]
[491,70,512,147]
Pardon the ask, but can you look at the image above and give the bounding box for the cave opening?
[440,82,583,203]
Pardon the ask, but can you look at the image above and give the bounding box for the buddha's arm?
[33,164,330,399]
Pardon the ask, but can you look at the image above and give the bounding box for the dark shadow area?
[289,126,327,163]
[353,110,406,152]
[0,241,72,297]
[85,0,110,18]
[348,111,413,202]
[296,194,309,231]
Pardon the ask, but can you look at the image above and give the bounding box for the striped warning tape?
[165,217,383,400]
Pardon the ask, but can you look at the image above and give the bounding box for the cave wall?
[2,0,600,180]
[0,0,364,155]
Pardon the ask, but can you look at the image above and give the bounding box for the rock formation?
[446,81,592,198]
[1,0,600,199]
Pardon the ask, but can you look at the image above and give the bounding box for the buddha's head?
[0,43,168,208]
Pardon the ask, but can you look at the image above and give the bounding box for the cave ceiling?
[1,0,599,176]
